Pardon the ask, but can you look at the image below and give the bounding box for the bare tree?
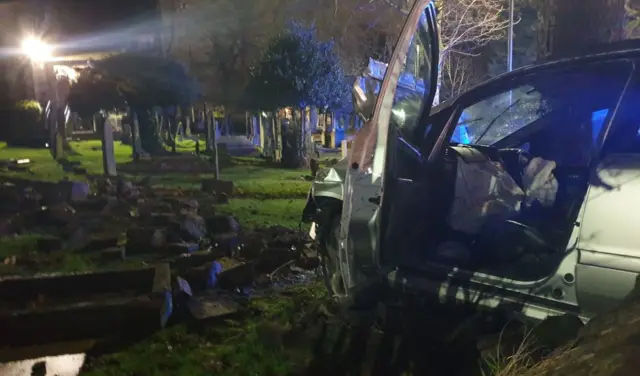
[443,54,473,98]
[435,0,510,102]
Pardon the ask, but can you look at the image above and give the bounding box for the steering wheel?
[476,219,556,265]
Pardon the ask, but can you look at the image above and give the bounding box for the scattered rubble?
[0,174,320,333]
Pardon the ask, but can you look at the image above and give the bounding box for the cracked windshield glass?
[452,85,549,145]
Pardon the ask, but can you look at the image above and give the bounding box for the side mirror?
[352,77,377,122]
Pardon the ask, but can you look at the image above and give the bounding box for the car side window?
[388,10,435,144]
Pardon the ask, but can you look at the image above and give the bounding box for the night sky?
[49,0,159,36]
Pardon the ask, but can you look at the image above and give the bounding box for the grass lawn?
[0,139,337,375]
[83,284,331,376]
[0,140,315,199]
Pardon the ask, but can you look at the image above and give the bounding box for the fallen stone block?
[125,228,167,255]
[206,215,241,235]
[38,203,76,226]
[210,232,241,256]
[164,243,199,256]
[187,293,241,320]
[139,213,177,227]
[179,213,206,241]
[0,264,171,355]
[83,236,120,252]
[216,262,255,290]
[99,247,126,262]
[64,227,92,251]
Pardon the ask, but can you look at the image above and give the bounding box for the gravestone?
[99,114,117,176]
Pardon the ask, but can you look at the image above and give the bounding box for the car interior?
[395,62,634,281]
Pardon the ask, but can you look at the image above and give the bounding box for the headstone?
[341,140,349,158]
[69,181,90,202]
[100,114,117,176]
[131,112,145,159]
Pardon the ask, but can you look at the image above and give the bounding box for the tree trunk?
[275,112,283,162]
[281,112,295,167]
[135,109,163,154]
[537,0,626,59]
[310,106,319,132]
[49,102,65,160]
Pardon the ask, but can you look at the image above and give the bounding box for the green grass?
[0,140,314,199]
[83,283,328,376]
[219,199,307,229]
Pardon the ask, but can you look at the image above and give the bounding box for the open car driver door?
[338,0,439,303]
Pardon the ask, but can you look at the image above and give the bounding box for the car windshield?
[450,61,634,147]
[453,85,549,145]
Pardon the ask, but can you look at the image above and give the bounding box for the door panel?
[576,154,640,316]
[339,0,439,292]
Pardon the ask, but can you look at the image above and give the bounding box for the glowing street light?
[21,37,53,62]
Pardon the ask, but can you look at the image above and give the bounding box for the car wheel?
[319,214,349,300]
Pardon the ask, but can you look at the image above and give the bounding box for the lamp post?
[507,0,514,73]
[21,37,62,157]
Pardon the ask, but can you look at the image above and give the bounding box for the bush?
[5,99,47,147]
[15,100,43,114]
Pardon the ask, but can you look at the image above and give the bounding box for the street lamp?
[21,37,53,63]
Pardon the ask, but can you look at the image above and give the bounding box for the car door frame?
[339,0,440,299]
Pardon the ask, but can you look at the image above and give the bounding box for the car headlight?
[315,167,330,181]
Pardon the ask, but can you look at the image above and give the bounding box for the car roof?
[431,39,640,114]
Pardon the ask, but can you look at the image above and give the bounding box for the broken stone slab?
[217,192,229,204]
[255,247,296,274]
[125,228,167,255]
[82,236,120,252]
[201,179,234,196]
[178,213,206,241]
[99,247,126,262]
[187,293,241,320]
[210,232,241,256]
[139,212,177,227]
[168,250,225,271]
[0,264,171,353]
[116,179,137,200]
[164,242,199,256]
[205,215,241,235]
[56,180,90,203]
[216,262,256,290]
[37,203,76,226]
[64,227,92,251]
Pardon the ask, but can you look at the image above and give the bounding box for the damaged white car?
[302,0,640,323]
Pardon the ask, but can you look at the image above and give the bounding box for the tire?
[318,214,349,300]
